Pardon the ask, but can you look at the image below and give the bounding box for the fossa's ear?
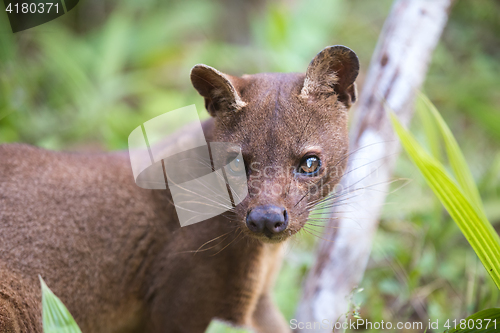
[301,45,359,107]
[190,64,246,116]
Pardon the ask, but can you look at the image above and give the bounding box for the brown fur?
[0,46,358,332]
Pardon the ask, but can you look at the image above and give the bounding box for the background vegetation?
[1,0,499,332]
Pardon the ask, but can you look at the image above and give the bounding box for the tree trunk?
[295,0,455,331]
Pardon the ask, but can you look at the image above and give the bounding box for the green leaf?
[40,276,82,333]
[416,95,441,161]
[418,93,485,216]
[447,308,500,332]
[390,113,500,290]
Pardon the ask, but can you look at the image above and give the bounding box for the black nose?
[246,205,288,236]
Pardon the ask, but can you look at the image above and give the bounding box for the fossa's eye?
[228,156,244,174]
[298,156,320,175]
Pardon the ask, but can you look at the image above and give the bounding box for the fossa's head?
[191,46,359,243]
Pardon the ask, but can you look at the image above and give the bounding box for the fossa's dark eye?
[228,156,244,174]
[298,156,320,175]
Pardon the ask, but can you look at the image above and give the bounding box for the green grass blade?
[390,114,500,290]
[40,276,82,333]
[416,95,441,161]
[419,93,485,215]
[447,308,500,332]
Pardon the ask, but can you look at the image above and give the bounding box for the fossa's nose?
[246,205,288,237]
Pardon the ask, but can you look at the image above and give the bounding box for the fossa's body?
[0,46,359,332]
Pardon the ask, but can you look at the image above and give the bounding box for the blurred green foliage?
[1,0,500,332]
[392,93,500,299]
